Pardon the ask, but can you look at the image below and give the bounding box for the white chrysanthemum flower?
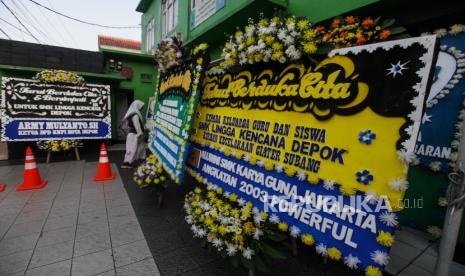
[450,24,465,35]
[438,197,448,207]
[209,143,215,149]
[185,215,193,224]
[230,150,236,157]
[450,152,459,162]
[275,164,284,173]
[226,245,237,256]
[257,159,265,167]
[191,224,198,233]
[344,254,361,269]
[224,191,231,199]
[365,190,379,205]
[371,250,390,266]
[323,179,336,190]
[269,214,280,224]
[389,177,409,192]
[219,146,225,153]
[242,248,255,259]
[295,171,306,181]
[198,228,206,237]
[427,225,442,238]
[379,211,398,227]
[254,214,263,225]
[212,184,219,190]
[238,198,246,206]
[290,225,301,237]
[397,150,416,164]
[434,29,447,37]
[277,29,287,40]
[212,238,224,250]
[243,154,250,162]
[315,243,328,256]
[253,228,264,240]
[429,161,442,172]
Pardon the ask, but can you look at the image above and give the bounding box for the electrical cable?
[0,26,12,39]
[0,0,40,43]
[9,0,61,46]
[27,0,140,29]
[46,0,79,47]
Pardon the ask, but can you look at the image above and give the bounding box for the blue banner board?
[415,32,465,172]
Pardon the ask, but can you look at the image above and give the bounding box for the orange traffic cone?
[94,143,115,181]
[0,183,5,192]
[17,147,48,191]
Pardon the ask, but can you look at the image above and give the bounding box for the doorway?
[115,89,134,141]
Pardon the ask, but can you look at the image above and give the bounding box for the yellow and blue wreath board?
[187,36,438,272]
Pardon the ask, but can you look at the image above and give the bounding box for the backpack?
[119,117,131,137]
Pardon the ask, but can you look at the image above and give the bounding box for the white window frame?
[162,0,178,37]
[145,18,155,52]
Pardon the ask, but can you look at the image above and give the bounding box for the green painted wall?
[287,0,379,23]
[141,0,160,51]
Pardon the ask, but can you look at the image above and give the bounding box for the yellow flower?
[286,17,295,24]
[297,19,309,29]
[194,208,201,215]
[327,247,342,260]
[272,50,284,60]
[216,187,223,194]
[218,225,227,235]
[210,210,218,219]
[264,161,274,171]
[285,167,296,177]
[278,222,288,232]
[265,35,274,45]
[245,202,253,208]
[365,266,382,276]
[271,42,283,51]
[230,194,238,202]
[235,31,243,38]
[301,234,315,246]
[271,17,280,24]
[205,216,214,226]
[303,43,317,54]
[246,37,255,46]
[376,231,395,247]
[258,19,269,27]
[243,222,254,235]
[241,208,251,219]
[304,30,316,41]
[231,208,240,217]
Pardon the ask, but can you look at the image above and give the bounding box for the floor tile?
[71,249,114,276]
[113,240,152,268]
[0,249,33,275]
[74,231,111,257]
[36,226,76,247]
[115,258,160,276]
[29,240,74,269]
[4,219,45,239]
[0,232,40,257]
[25,259,71,276]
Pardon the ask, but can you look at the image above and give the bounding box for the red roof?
[98,35,141,51]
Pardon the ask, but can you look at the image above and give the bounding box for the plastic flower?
[315,243,327,256]
[359,130,376,144]
[389,177,408,192]
[226,245,237,256]
[370,250,390,266]
[438,197,448,207]
[345,16,356,24]
[356,170,374,185]
[365,266,382,276]
[362,18,374,28]
[289,225,301,237]
[344,254,361,269]
[301,234,315,246]
[242,248,255,259]
[327,247,342,260]
[278,222,288,232]
[376,231,395,247]
[323,179,336,190]
[427,225,442,239]
[379,29,391,39]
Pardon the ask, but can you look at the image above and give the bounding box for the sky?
[0,0,142,51]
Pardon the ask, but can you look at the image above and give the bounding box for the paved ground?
[0,160,159,276]
[1,149,465,276]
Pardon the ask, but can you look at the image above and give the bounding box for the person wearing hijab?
[121,100,145,168]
